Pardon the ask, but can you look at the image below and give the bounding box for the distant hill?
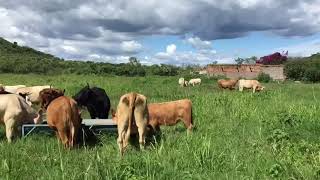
[0,37,179,76]
[0,38,60,60]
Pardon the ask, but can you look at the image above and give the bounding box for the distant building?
[200,64,285,80]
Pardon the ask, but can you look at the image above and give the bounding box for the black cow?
[73,84,111,119]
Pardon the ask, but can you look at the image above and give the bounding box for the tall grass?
[0,73,320,179]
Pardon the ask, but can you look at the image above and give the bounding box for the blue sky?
[0,0,320,65]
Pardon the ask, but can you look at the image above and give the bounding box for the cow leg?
[57,129,69,148]
[182,117,193,134]
[117,122,127,156]
[117,131,126,156]
[69,125,78,148]
[253,86,257,93]
[5,119,16,143]
[135,120,147,150]
[239,86,243,92]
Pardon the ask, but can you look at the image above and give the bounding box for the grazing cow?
[188,78,201,86]
[39,88,65,110]
[238,79,265,93]
[46,96,82,148]
[178,78,188,87]
[217,79,239,90]
[73,84,111,119]
[3,85,26,93]
[112,92,148,156]
[15,85,51,104]
[148,99,193,133]
[0,94,43,142]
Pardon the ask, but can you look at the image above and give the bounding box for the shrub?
[304,67,320,82]
[257,72,272,83]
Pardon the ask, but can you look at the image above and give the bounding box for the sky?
[0,0,320,65]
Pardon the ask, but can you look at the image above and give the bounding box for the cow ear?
[86,83,90,88]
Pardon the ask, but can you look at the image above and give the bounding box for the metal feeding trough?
[22,119,117,137]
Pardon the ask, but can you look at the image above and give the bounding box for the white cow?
[238,79,265,93]
[16,85,51,104]
[188,78,201,86]
[0,94,43,142]
[3,85,26,93]
[178,78,188,87]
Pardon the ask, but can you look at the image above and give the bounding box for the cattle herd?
[180,77,265,93]
[0,78,263,155]
[0,83,193,155]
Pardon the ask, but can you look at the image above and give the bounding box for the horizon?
[0,1,319,65]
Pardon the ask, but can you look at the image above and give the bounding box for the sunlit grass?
[0,73,320,179]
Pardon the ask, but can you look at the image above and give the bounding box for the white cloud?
[166,44,176,55]
[121,40,142,53]
[150,44,233,65]
[277,39,320,57]
[186,36,212,50]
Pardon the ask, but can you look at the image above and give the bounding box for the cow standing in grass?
[46,96,82,148]
[148,99,193,134]
[112,92,148,156]
[73,84,111,119]
[0,94,43,142]
[178,78,188,87]
[238,79,265,93]
[217,79,239,90]
[188,78,201,86]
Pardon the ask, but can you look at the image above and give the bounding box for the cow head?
[73,85,92,106]
[256,85,265,91]
[39,88,65,110]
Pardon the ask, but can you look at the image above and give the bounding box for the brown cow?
[217,79,239,90]
[46,96,82,148]
[112,92,148,156]
[39,88,65,110]
[148,99,193,133]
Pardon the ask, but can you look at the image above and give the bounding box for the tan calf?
[238,79,265,93]
[112,92,148,156]
[46,96,82,148]
[217,79,238,90]
[148,99,193,133]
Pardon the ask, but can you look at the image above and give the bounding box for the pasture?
[0,73,320,179]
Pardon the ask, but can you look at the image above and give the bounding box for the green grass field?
[0,73,320,179]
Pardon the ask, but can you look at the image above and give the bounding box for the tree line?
[0,38,181,76]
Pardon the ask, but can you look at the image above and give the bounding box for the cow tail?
[127,93,137,136]
[67,101,76,148]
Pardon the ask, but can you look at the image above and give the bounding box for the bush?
[284,54,320,82]
[304,67,320,82]
[257,72,272,83]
